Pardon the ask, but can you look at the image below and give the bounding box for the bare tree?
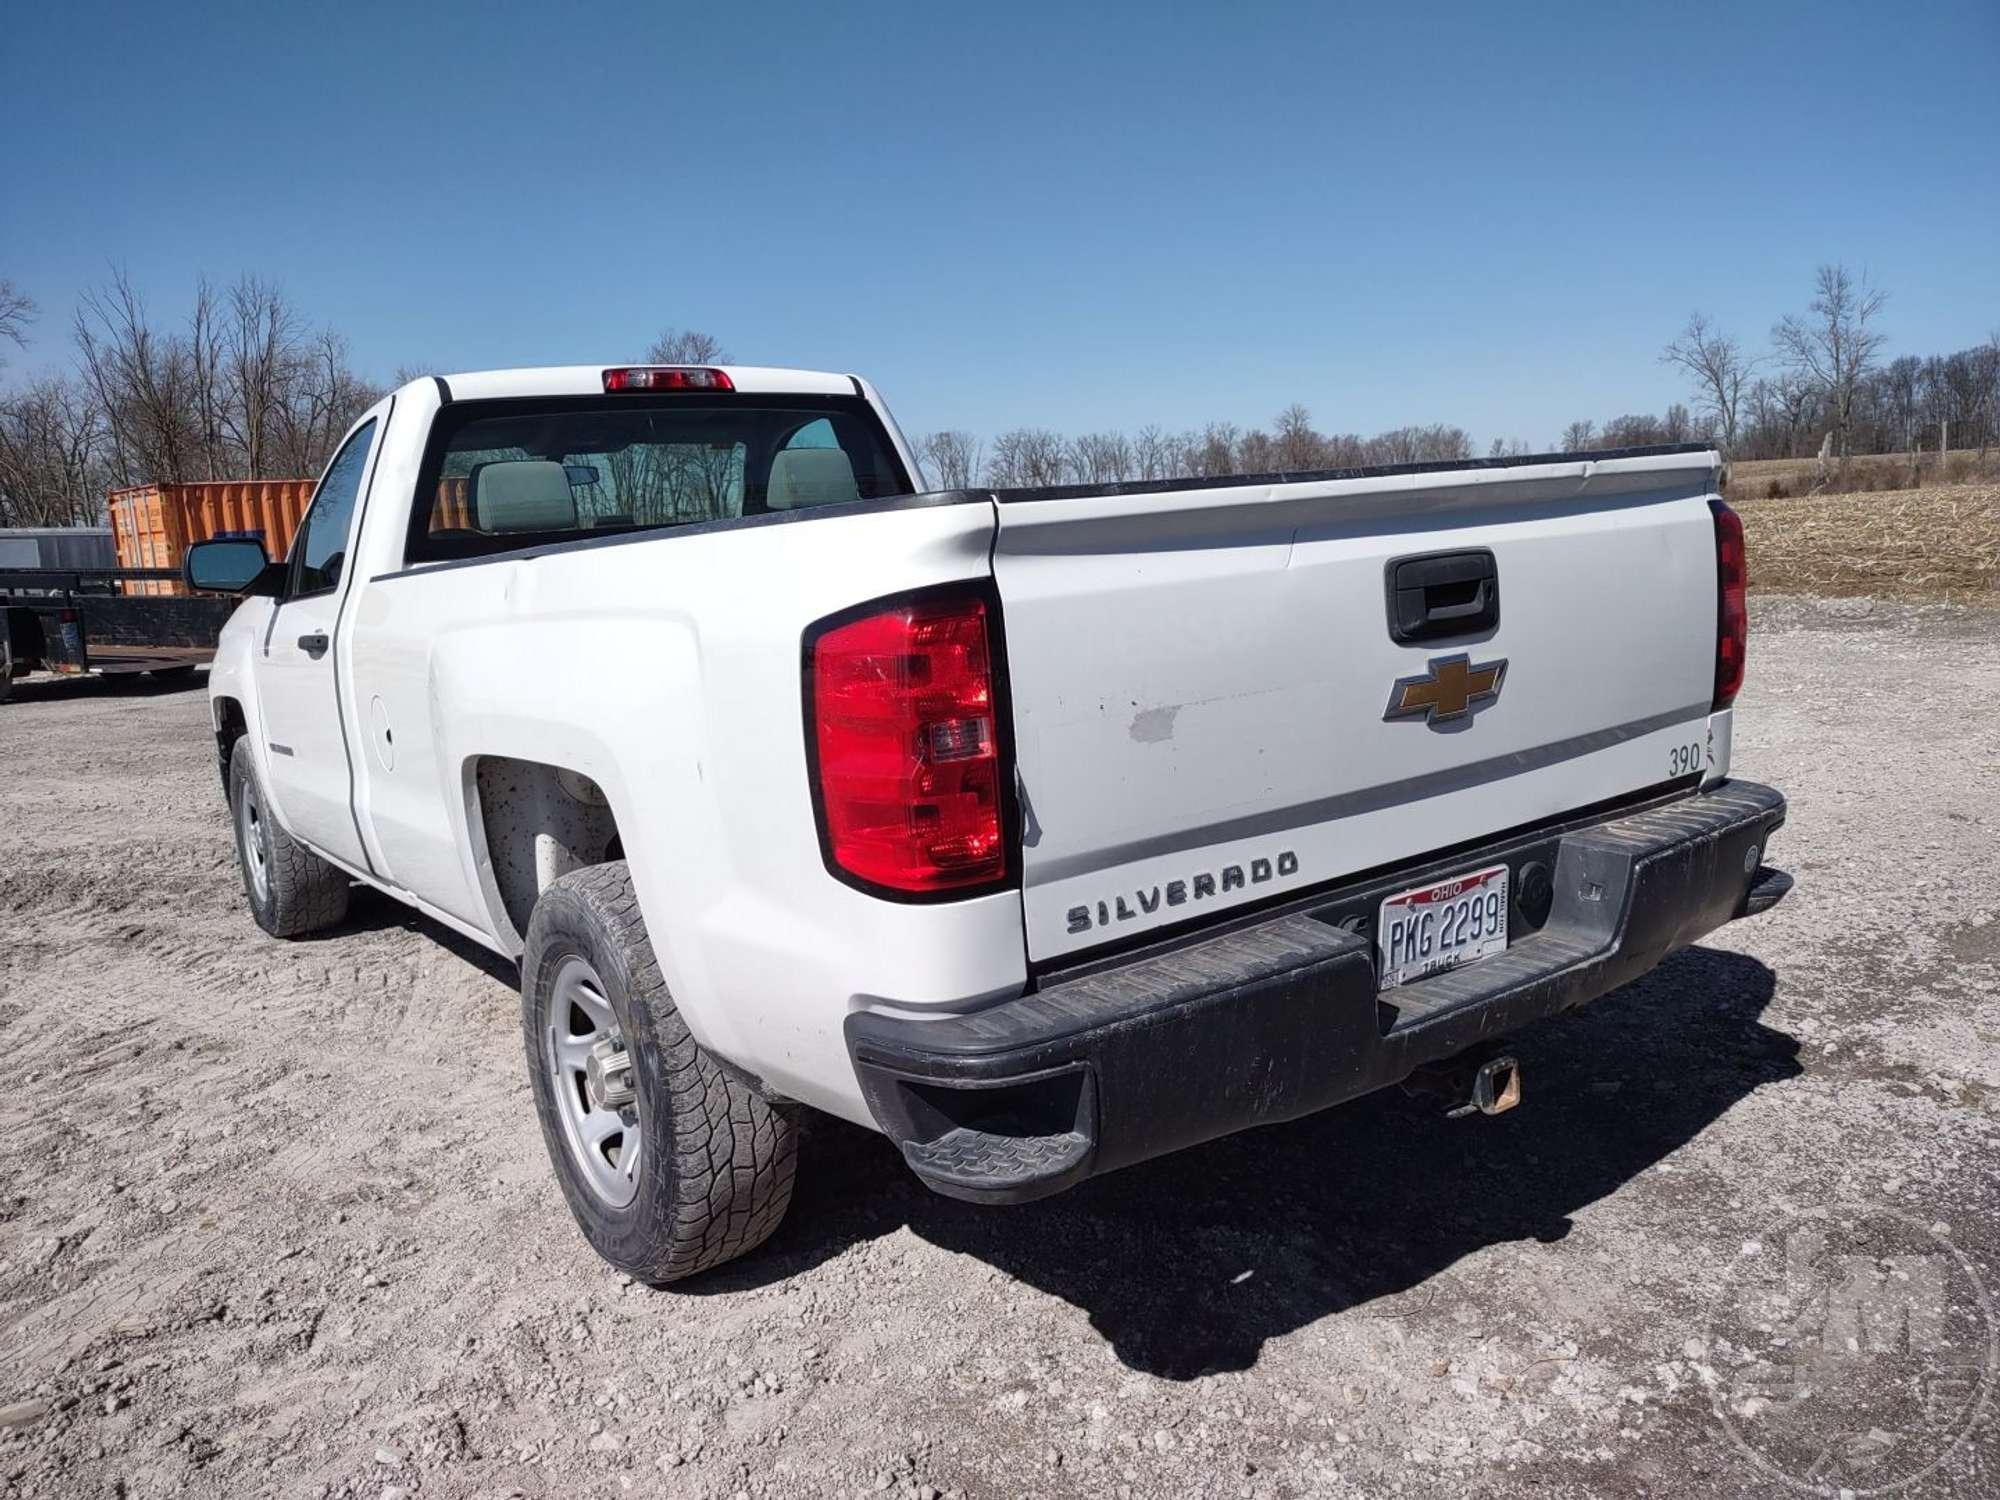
[1273,404,1324,471]
[1560,419,1597,452]
[1322,431,1367,467]
[1773,264,1888,462]
[1068,431,1133,484]
[1236,429,1277,474]
[1132,424,1172,481]
[645,328,728,364]
[1877,355,1924,452]
[986,428,1067,487]
[0,375,108,527]
[0,280,35,366]
[916,429,981,489]
[1367,424,1471,464]
[1426,425,1473,461]
[1600,413,1666,447]
[269,329,382,477]
[186,280,229,479]
[223,276,304,477]
[1660,312,1757,452]
[74,269,203,484]
[1195,422,1240,477]
[1743,371,1823,459]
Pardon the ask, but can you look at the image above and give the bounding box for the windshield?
[409,394,913,562]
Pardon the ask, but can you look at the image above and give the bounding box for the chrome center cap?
[584,1036,636,1111]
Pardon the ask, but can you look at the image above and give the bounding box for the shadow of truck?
[730,944,1795,1379]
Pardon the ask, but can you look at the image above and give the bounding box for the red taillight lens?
[602,366,734,392]
[809,593,1009,895]
[1711,499,1747,709]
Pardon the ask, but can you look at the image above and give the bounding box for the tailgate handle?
[1387,550,1499,643]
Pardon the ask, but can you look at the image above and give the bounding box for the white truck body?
[197,364,1787,1277]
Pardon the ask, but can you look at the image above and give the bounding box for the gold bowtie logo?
[1385,654,1507,726]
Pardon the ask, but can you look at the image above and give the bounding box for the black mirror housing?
[183,538,280,596]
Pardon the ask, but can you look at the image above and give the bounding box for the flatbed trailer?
[0,567,235,702]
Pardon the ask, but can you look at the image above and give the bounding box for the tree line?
[916,266,1997,491]
[4,262,1995,529]
[0,271,384,528]
[1656,266,1997,464]
[917,415,1483,491]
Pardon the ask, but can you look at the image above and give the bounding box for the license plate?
[1376,864,1510,990]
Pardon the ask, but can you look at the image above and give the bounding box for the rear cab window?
[407,395,914,564]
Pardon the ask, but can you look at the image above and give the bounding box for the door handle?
[1387,550,1500,643]
[297,632,329,658]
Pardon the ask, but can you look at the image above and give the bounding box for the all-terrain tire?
[522,861,799,1282]
[227,736,350,937]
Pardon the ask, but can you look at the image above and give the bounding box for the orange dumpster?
[107,479,316,596]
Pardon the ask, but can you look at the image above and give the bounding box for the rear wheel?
[523,862,798,1282]
[228,737,350,937]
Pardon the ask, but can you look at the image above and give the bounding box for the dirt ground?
[2,595,1996,1500]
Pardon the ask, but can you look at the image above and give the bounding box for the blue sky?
[4,0,1996,448]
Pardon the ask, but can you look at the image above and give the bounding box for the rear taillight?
[602,366,733,392]
[1711,499,1747,709]
[808,591,1009,895]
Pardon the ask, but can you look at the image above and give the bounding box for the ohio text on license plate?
[1376,864,1510,990]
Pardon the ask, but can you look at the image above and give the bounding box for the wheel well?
[214,697,248,792]
[472,756,624,940]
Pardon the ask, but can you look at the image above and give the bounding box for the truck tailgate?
[991,452,1723,962]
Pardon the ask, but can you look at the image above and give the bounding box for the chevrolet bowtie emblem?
[1385,653,1507,726]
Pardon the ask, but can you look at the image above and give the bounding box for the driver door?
[254,404,387,869]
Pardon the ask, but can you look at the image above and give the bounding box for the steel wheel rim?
[238,780,271,904]
[546,955,641,1209]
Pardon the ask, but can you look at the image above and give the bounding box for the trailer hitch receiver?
[1404,1049,1522,1118]
[1449,1055,1521,1118]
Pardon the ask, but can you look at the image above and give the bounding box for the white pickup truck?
[190,363,1791,1282]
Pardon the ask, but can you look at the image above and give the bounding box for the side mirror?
[184,538,281,596]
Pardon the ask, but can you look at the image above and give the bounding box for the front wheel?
[522,862,798,1282]
[227,737,350,937]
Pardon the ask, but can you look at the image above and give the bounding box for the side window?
[292,418,378,596]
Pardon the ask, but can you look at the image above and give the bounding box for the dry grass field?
[1717,446,2000,605]
[1733,482,2000,607]
[1725,447,2000,501]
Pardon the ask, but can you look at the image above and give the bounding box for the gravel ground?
[2,594,1996,1500]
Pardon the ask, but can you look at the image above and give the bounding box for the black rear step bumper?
[846,779,1790,1204]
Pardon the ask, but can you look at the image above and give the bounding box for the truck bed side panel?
[344,500,1025,1125]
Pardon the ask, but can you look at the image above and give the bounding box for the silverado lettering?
[1066,850,1301,933]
